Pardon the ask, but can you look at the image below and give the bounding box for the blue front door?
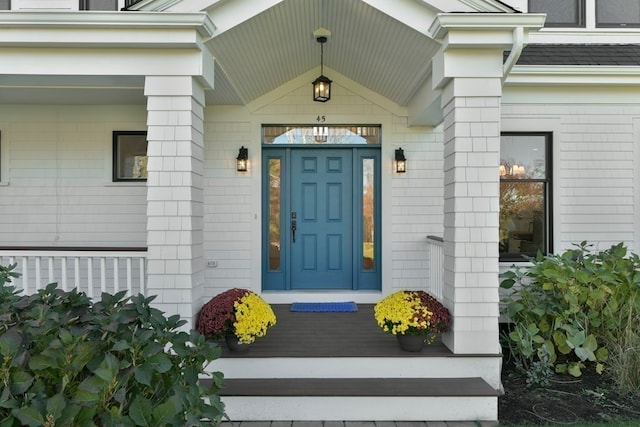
[290,149,352,289]
[262,147,381,291]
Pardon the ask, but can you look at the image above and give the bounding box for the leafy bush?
[0,263,226,426]
[501,242,640,385]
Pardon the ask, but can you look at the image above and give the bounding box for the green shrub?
[501,242,640,384]
[0,264,226,426]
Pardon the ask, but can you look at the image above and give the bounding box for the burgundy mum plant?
[195,288,250,339]
[196,288,277,343]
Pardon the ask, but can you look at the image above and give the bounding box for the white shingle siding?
[502,90,639,253]
[0,105,147,246]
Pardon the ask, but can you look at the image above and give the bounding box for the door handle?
[291,220,297,243]
[291,211,297,243]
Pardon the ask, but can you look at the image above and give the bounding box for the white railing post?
[426,236,444,302]
[126,258,133,296]
[74,257,80,292]
[48,257,54,285]
[87,258,94,299]
[100,258,107,293]
[21,256,29,294]
[113,258,119,293]
[138,257,145,296]
[61,257,68,291]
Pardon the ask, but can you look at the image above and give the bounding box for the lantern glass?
[395,148,406,173]
[237,146,248,172]
[313,75,332,102]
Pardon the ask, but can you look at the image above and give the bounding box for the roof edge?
[430,12,546,39]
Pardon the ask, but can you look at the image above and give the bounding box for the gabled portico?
[0,1,546,421]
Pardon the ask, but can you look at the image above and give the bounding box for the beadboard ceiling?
[202,0,442,106]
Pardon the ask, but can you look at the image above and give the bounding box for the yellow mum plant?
[374,290,450,342]
[196,288,277,344]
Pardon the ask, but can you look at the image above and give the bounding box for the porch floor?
[208,305,501,422]
[218,304,454,358]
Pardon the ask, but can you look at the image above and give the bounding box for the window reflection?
[363,159,374,270]
[499,133,550,259]
[500,182,545,255]
[269,159,281,270]
[263,125,381,145]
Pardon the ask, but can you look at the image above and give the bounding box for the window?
[500,133,552,260]
[80,0,118,10]
[262,125,381,145]
[596,0,640,27]
[0,0,9,10]
[113,131,147,182]
[529,0,585,27]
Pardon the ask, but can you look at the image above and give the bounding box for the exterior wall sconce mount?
[237,146,248,172]
[395,148,406,173]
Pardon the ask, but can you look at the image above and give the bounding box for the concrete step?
[203,377,498,421]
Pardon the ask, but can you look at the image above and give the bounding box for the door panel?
[262,147,380,291]
[291,149,352,289]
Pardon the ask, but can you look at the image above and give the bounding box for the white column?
[440,73,502,355]
[144,75,205,325]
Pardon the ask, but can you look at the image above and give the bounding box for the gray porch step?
[214,377,498,397]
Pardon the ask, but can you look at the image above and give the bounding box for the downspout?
[502,26,524,84]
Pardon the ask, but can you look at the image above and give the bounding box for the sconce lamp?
[312,36,332,102]
[395,148,406,173]
[236,146,248,172]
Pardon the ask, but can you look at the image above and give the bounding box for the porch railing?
[0,247,147,299]
[426,236,444,301]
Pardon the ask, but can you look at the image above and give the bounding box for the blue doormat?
[290,302,358,312]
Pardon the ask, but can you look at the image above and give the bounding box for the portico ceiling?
[201,0,442,106]
[0,0,520,109]
[174,0,518,106]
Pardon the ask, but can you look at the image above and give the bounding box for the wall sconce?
[395,148,406,173]
[312,36,332,102]
[236,146,248,172]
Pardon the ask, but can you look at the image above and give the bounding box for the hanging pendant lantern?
[312,36,332,102]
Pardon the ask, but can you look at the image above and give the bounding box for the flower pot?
[224,334,250,352]
[396,334,426,352]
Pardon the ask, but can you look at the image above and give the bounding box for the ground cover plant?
[499,353,640,425]
[0,263,225,427]
[499,242,640,425]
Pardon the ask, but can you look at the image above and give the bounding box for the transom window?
[262,125,380,145]
[500,132,552,261]
[80,0,118,10]
[113,131,147,182]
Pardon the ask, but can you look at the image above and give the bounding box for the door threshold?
[260,291,382,304]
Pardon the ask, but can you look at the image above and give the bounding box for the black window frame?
[499,132,553,262]
[112,131,148,182]
[529,0,585,28]
[596,0,640,28]
[79,0,118,10]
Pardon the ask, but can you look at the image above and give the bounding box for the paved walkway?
[222,422,499,427]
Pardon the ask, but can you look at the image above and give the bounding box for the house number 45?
[316,115,326,123]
